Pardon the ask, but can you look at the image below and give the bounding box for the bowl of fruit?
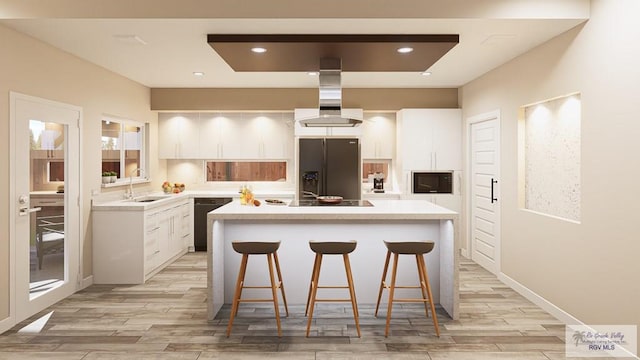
[162,181,173,194]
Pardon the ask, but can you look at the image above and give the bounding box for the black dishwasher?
[194,197,232,251]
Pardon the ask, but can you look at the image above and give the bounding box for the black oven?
[412,171,453,194]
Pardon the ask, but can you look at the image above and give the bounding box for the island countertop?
[208,199,458,220]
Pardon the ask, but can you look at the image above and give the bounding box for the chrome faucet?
[126,168,142,199]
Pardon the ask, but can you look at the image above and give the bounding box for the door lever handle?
[19,207,42,216]
[490,178,498,203]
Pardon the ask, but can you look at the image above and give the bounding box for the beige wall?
[461,0,640,334]
[151,88,459,111]
[0,24,159,322]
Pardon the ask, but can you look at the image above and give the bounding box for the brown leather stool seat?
[375,240,440,337]
[232,241,281,254]
[227,240,289,337]
[383,241,435,255]
[305,240,361,337]
[309,240,357,255]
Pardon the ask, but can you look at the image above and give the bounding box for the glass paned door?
[12,93,80,323]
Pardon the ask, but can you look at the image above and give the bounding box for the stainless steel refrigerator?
[298,138,361,200]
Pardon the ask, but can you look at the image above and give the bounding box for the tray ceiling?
[207,34,459,72]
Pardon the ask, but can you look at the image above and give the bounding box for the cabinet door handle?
[491,178,498,203]
[406,172,411,194]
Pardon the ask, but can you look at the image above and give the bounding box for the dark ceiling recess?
[207,34,459,72]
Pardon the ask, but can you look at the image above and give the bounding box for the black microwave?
[412,171,453,194]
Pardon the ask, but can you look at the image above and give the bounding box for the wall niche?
[519,93,581,222]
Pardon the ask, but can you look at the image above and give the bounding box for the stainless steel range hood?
[299,58,362,127]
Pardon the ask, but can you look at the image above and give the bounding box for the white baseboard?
[500,273,639,359]
[0,315,14,335]
[498,272,582,325]
[80,275,93,290]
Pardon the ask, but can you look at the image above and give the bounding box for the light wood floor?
[0,252,609,359]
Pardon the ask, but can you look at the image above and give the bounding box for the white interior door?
[10,92,81,323]
[469,112,501,274]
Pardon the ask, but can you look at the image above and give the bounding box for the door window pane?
[29,120,65,296]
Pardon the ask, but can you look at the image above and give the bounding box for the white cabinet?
[158,113,200,159]
[92,197,191,284]
[158,201,193,263]
[143,210,161,275]
[361,113,395,159]
[396,109,462,171]
[178,202,192,250]
[159,111,295,160]
[246,113,294,159]
[198,113,225,159]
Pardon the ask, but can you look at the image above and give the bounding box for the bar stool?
[305,240,361,337]
[226,241,289,337]
[375,240,440,337]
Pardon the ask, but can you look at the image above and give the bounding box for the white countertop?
[91,190,295,211]
[208,199,457,220]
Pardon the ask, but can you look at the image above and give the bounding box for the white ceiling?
[1,17,586,88]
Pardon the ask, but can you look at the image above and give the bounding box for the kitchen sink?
[128,195,171,203]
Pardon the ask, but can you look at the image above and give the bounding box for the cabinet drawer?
[144,251,159,275]
[145,212,159,232]
[144,229,160,275]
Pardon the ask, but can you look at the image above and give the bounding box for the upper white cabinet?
[198,113,238,159]
[161,112,293,160]
[361,113,396,159]
[158,113,200,159]
[396,109,462,171]
[246,113,294,159]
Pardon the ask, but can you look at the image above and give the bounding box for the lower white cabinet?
[93,198,192,284]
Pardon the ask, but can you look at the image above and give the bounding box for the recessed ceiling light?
[397,47,414,54]
[251,47,267,53]
[307,71,318,76]
[421,71,432,76]
[193,71,205,76]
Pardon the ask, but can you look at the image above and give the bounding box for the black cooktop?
[289,199,374,207]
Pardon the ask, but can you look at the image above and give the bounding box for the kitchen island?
[207,199,459,321]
